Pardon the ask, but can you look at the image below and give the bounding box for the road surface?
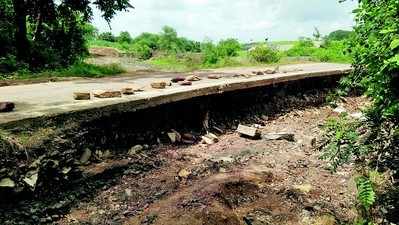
[0,63,351,125]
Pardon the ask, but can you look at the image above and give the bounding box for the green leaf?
[380,28,397,34]
[390,39,399,50]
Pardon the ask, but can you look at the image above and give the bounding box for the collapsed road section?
[0,63,351,224]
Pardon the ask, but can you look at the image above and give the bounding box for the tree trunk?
[13,0,30,62]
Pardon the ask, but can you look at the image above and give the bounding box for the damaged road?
[0,74,368,225]
[56,96,367,225]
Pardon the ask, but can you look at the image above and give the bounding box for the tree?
[4,0,133,69]
[313,27,321,41]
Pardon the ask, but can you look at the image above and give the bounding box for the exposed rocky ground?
[56,96,367,225]
[0,76,370,225]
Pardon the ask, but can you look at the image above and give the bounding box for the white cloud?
[91,0,357,42]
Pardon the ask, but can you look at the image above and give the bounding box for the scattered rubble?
[151,81,167,89]
[93,90,122,98]
[0,102,15,112]
[73,92,91,100]
[128,145,144,155]
[236,124,261,139]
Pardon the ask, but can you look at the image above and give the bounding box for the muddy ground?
[53,96,368,225]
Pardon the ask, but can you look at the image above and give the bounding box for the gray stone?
[128,145,143,155]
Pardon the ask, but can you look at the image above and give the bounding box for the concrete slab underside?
[0,63,351,125]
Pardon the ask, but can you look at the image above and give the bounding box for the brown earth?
[57,96,369,225]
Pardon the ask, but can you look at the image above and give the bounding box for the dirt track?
[56,96,367,225]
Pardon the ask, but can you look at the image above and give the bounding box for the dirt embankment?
[0,75,368,224]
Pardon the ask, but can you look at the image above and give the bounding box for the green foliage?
[131,43,152,60]
[99,32,117,42]
[285,38,351,63]
[326,30,353,41]
[217,39,242,57]
[344,0,399,120]
[117,31,132,43]
[356,176,376,210]
[321,115,368,171]
[286,39,316,57]
[249,44,281,63]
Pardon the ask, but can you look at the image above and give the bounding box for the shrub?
[118,31,132,43]
[326,30,353,41]
[201,42,219,65]
[131,43,152,60]
[98,32,116,42]
[249,44,280,63]
[217,39,242,57]
[286,39,316,57]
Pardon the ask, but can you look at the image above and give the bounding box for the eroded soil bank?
[0,76,368,224]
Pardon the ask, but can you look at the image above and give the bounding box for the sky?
[91,0,358,42]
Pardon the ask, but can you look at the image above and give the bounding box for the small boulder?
[207,74,222,79]
[0,102,15,112]
[151,82,167,89]
[236,124,261,139]
[186,75,201,81]
[171,76,185,83]
[201,133,218,145]
[73,92,90,100]
[93,90,122,98]
[179,80,192,86]
[121,88,135,95]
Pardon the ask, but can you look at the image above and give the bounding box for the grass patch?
[2,62,125,80]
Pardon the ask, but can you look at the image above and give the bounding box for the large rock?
[0,102,15,112]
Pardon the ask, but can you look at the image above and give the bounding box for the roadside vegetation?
[320,1,399,224]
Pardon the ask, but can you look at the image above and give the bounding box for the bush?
[131,43,152,60]
[98,32,116,42]
[286,39,316,57]
[217,39,242,57]
[118,31,132,43]
[201,42,219,65]
[249,44,280,63]
[326,30,353,41]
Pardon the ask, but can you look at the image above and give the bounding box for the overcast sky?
[91,0,358,42]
